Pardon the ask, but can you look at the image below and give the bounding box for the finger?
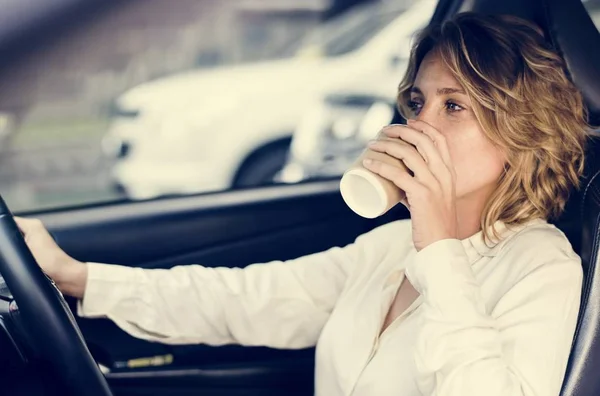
[367,139,437,186]
[14,217,40,232]
[381,124,408,138]
[380,123,406,134]
[13,217,46,240]
[407,119,453,169]
[382,125,442,168]
[363,158,424,195]
[382,123,454,194]
[389,126,454,192]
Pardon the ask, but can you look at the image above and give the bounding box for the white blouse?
[78,218,583,396]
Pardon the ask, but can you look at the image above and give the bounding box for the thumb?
[14,216,42,231]
[13,217,51,243]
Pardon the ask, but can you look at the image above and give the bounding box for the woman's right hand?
[14,217,88,298]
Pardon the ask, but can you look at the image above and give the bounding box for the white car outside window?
[103,0,435,200]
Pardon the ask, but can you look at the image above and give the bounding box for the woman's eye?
[407,100,423,115]
[445,100,464,112]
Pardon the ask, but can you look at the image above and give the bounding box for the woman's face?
[408,51,506,201]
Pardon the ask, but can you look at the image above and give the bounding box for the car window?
[294,3,408,57]
[584,0,600,26]
[0,0,431,213]
[322,11,405,56]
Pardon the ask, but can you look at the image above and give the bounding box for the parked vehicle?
[278,60,403,184]
[102,0,433,199]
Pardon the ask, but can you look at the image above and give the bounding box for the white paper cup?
[339,128,408,218]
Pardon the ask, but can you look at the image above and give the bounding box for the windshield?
[283,2,408,58]
[319,10,403,56]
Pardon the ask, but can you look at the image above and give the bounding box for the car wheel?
[234,141,291,188]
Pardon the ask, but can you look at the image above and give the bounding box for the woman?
[17,13,587,396]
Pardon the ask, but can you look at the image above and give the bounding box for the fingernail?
[363,158,373,166]
[367,140,377,146]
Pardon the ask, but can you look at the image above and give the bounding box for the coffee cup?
[339,126,409,218]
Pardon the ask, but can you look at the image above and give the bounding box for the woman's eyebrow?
[437,87,466,95]
[410,87,423,95]
[410,86,466,95]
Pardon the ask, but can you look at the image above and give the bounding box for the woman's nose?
[414,105,439,128]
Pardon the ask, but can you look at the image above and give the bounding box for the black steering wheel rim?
[0,197,112,396]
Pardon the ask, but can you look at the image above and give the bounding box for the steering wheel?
[0,196,112,396]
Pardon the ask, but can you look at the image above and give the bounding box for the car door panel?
[37,181,379,267]
[106,356,315,396]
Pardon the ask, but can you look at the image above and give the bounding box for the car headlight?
[325,101,395,143]
[356,101,396,142]
[330,117,359,140]
[291,98,395,162]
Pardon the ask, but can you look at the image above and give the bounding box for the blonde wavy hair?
[397,13,588,243]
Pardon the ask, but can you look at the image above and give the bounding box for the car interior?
[1,0,600,395]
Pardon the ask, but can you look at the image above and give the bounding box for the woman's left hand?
[364,119,459,251]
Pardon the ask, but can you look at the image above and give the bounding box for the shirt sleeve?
[404,233,583,396]
[77,222,398,347]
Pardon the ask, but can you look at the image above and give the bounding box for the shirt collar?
[460,218,548,262]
